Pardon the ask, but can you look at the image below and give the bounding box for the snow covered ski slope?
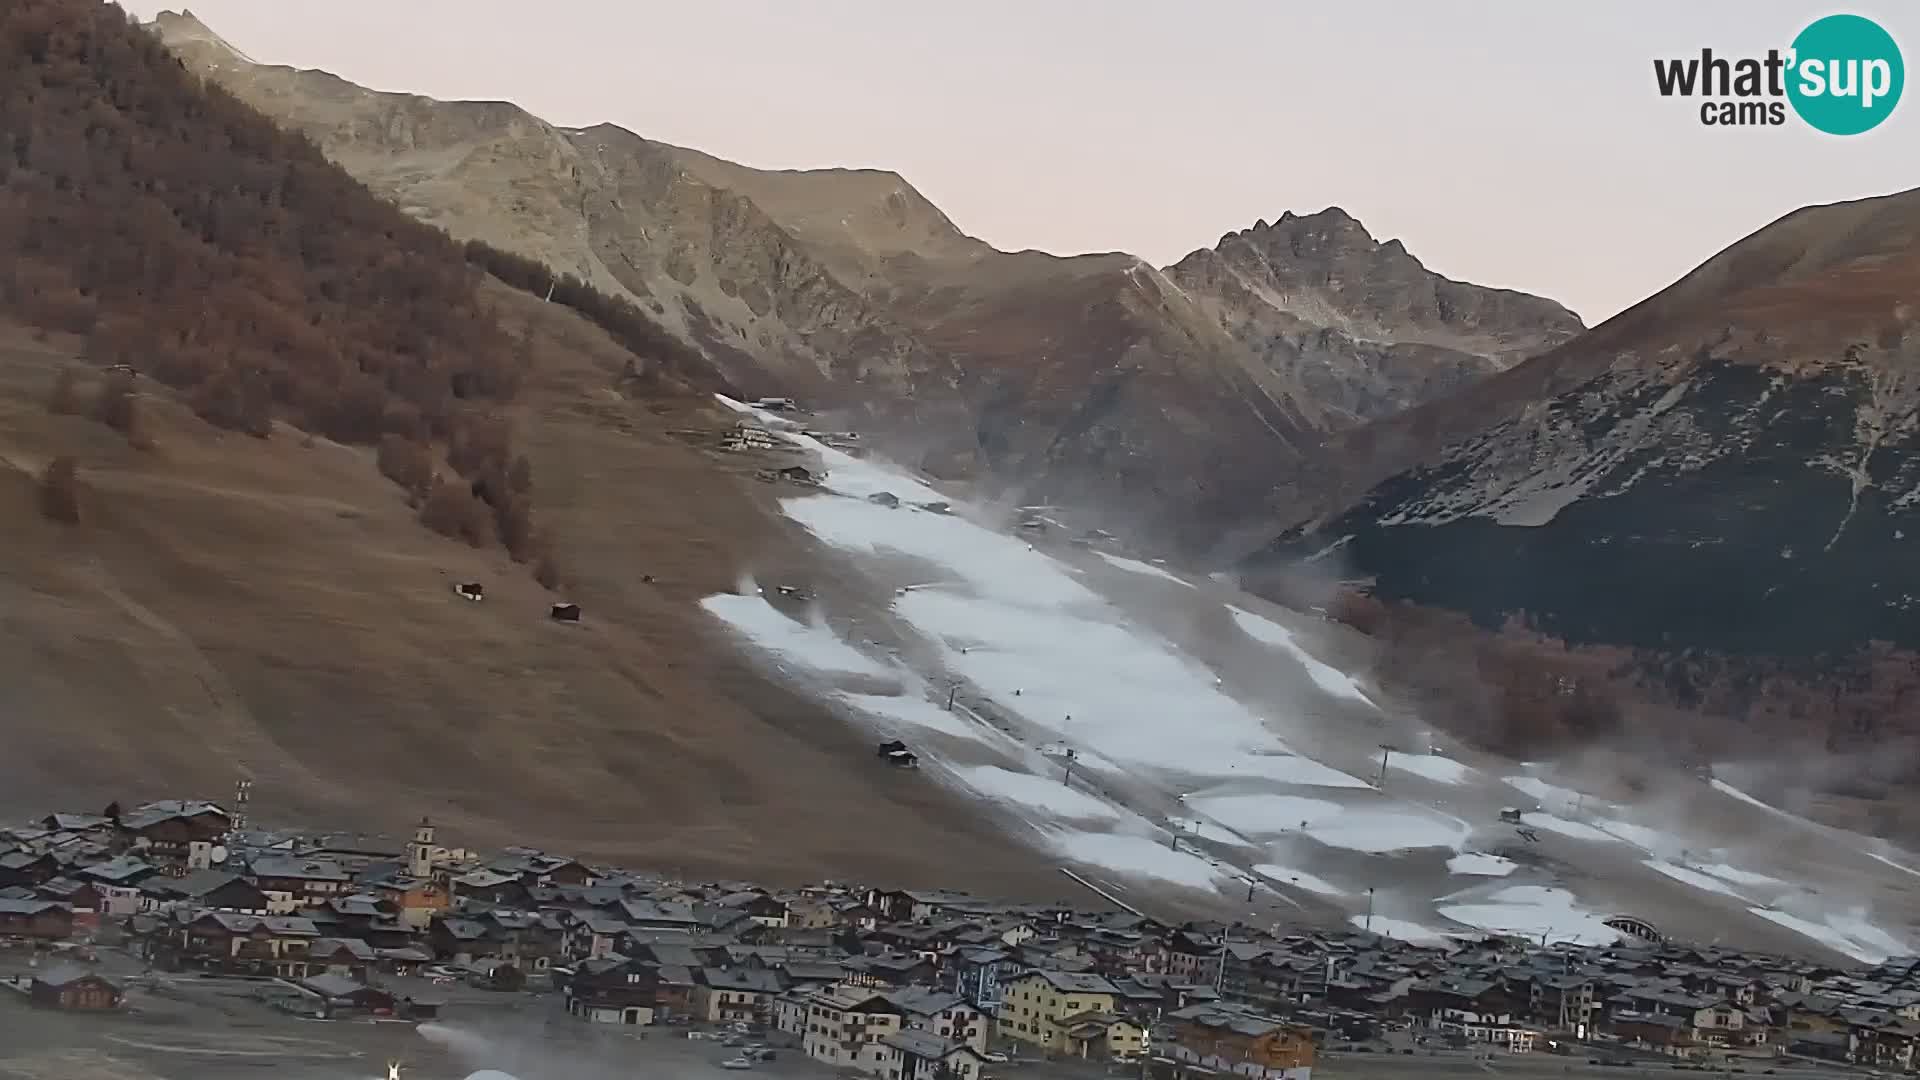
[699,398,1920,964]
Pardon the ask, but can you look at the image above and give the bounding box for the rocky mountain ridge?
[150,9,1581,540]
[1243,188,1920,779]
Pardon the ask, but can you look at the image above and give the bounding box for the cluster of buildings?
[6,800,1920,1077]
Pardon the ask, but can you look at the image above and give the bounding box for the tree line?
[2,0,715,583]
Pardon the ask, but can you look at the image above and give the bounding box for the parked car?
[721,1058,753,1070]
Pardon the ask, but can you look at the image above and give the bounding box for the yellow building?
[997,970,1131,1055]
[804,984,906,1075]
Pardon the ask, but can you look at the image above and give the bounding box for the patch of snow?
[895,588,1290,776]
[1043,829,1229,893]
[1389,754,1476,785]
[700,592,893,680]
[1353,915,1450,945]
[953,766,1123,823]
[1520,813,1614,843]
[1253,863,1346,897]
[1593,819,1673,853]
[1227,608,1377,708]
[1865,851,1920,878]
[840,692,997,744]
[1698,863,1784,888]
[1711,778,1788,816]
[1644,860,1747,899]
[1185,794,1343,838]
[1308,808,1470,854]
[786,496,1096,609]
[1233,754,1373,789]
[1503,775,1590,812]
[1749,907,1908,964]
[1438,885,1624,946]
[1448,853,1518,877]
[1092,551,1193,587]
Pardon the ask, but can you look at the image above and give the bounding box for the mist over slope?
[690,397,1920,963]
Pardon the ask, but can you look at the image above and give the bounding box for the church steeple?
[408,817,435,878]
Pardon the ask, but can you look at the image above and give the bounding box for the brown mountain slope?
[0,302,1065,894]
[149,9,1581,543]
[0,0,1063,893]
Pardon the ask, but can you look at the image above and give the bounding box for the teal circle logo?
[1787,14,1904,135]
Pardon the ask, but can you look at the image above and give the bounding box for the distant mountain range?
[150,10,1582,544]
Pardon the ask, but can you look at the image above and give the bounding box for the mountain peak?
[147,9,255,63]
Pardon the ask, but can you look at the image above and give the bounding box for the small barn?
[550,603,582,623]
[877,740,919,769]
[299,973,396,1016]
[31,965,122,1010]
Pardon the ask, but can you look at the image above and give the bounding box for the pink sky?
[121,1,1920,323]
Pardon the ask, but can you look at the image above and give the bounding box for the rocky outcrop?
[1241,188,1920,770]
[1167,210,1583,424]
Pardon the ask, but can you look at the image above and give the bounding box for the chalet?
[1610,1012,1699,1059]
[550,602,582,622]
[869,889,979,925]
[997,970,1123,1054]
[567,958,660,1025]
[249,856,352,912]
[428,917,493,964]
[876,740,918,768]
[1152,1002,1315,1080]
[569,914,633,961]
[358,868,451,930]
[886,987,990,1053]
[1056,1009,1151,1062]
[74,855,157,915]
[454,582,485,602]
[30,965,122,1011]
[717,890,791,929]
[952,947,1021,1011]
[39,813,113,836]
[302,835,406,873]
[472,909,565,971]
[139,870,270,916]
[804,986,907,1075]
[845,952,937,988]
[694,967,788,1023]
[1850,1016,1920,1070]
[451,868,529,906]
[879,1030,991,1080]
[0,849,59,889]
[34,878,104,929]
[115,801,231,869]
[168,911,320,977]
[308,937,379,980]
[618,898,706,932]
[0,899,74,941]
[300,973,396,1017]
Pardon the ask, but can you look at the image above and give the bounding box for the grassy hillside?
[0,0,1066,894]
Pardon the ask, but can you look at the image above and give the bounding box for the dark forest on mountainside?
[0,0,710,572]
